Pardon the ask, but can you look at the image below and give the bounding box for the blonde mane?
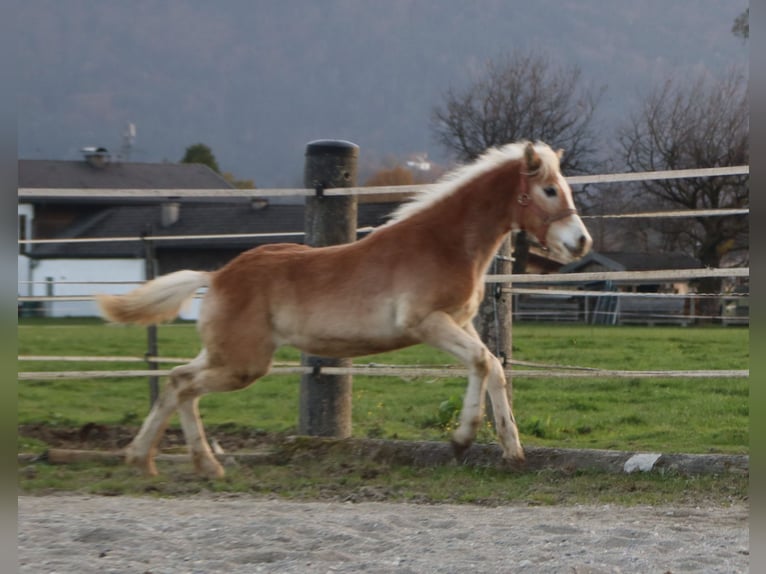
[387,141,561,225]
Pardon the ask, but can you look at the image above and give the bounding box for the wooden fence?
[17,157,750,435]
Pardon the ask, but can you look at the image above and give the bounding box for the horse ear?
[524,142,542,173]
[556,148,565,159]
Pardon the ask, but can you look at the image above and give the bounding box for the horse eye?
[543,186,557,198]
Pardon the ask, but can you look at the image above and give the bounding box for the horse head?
[515,141,592,263]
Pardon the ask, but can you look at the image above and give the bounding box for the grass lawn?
[18,319,749,455]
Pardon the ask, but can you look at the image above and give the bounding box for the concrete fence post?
[299,139,359,437]
[474,234,514,430]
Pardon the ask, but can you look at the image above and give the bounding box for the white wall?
[17,204,34,297]
[17,203,205,319]
[18,255,31,297]
[28,258,204,320]
[31,259,145,317]
[17,204,33,242]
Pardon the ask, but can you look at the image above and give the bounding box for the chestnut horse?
[98,141,592,478]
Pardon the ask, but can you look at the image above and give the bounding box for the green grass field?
[18,319,749,455]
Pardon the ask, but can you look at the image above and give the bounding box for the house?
[18,149,394,318]
[559,251,702,293]
[513,250,704,325]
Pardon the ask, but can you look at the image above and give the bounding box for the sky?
[17,0,748,187]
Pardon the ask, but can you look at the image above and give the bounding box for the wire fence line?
[13,356,653,371]
[18,349,750,380]
[18,230,313,245]
[16,299,748,326]
[17,164,749,382]
[17,164,749,250]
[506,288,746,299]
[17,366,749,382]
[15,267,750,309]
[486,267,748,284]
[580,208,748,220]
[19,287,744,298]
[15,289,747,302]
[16,163,750,201]
[16,208,749,247]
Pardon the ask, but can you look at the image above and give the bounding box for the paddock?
[18,157,749,474]
[17,157,751,572]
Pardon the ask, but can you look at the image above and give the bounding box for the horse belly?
[290,335,418,358]
[271,301,416,358]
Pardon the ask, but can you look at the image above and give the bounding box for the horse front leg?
[413,313,493,460]
[451,336,493,460]
[457,322,523,462]
[485,355,525,462]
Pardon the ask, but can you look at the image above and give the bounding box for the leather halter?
[515,184,578,249]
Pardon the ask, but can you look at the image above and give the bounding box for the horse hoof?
[124,451,158,477]
[202,465,225,479]
[192,454,225,479]
[502,449,526,467]
[451,439,472,462]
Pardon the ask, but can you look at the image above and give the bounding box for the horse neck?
[434,162,524,273]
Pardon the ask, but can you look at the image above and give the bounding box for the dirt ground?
[18,424,750,572]
[18,494,748,573]
[20,423,239,451]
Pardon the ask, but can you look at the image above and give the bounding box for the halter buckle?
[517,193,531,206]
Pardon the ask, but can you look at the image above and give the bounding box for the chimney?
[81,147,111,169]
[160,202,180,227]
[250,198,269,211]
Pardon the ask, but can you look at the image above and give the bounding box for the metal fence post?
[142,233,160,407]
[299,140,359,437]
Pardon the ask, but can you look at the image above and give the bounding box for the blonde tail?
[97,270,210,325]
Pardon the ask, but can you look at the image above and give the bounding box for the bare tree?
[431,52,604,360]
[617,69,749,319]
[431,51,604,174]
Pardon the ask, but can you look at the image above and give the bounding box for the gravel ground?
[18,494,748,573]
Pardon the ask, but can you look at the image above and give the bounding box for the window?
[18,214,27,254]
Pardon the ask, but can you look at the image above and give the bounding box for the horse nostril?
[570,235,589,256]
[578,234,592,255]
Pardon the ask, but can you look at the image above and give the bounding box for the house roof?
[559,251,701,274]
[28,201,397,258]
[20,157,404,260]
[19,158,232,202]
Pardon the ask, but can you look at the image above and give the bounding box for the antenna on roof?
[121,122,136,161]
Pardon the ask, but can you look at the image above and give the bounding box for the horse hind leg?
[176,394,224,478]
[123,354,207,476]
[174,357,273,478]
[124,391,175,476]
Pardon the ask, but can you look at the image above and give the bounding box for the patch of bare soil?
[19,423,750,480]
[19,423,282,452]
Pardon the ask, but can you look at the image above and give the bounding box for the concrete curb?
[21,436,748,476]
[295,437,748,475]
